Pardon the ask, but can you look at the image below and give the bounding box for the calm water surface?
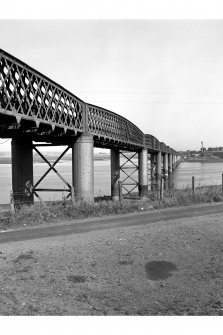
[0,160,223,204]
[173,162,223,188]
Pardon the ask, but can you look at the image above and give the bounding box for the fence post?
[10,190,14,212]
[160,178,164,199]
[118,180,122,203]
[192,176,195,196]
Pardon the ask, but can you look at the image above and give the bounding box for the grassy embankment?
[0,184,223,230]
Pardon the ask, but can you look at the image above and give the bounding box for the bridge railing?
[166,146,170,153]
[0,49,84,132]
[145,134,160,151]
[87,103,144,147]
[160,142,167,152]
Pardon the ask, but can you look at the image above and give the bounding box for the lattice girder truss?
[0,51,83,132]
[120,151,139,197]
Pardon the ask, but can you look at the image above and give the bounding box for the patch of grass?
[0,198,151,229]
[0,184,223,230]
[150,185,223,209]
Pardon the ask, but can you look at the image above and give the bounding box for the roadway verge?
[0,202,223,244]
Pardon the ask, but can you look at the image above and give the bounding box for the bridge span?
[0,48,180,205]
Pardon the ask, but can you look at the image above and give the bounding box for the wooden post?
[160,178,164,199]
[10,190,14,212]
[192,176,195,196]
[118,180,122,203]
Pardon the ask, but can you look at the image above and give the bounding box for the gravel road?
[0,206,223,315]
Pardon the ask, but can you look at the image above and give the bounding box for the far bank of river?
[183,158,223,163]
[0,155,110,164]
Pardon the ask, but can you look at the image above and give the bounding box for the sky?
[1,19,223,151]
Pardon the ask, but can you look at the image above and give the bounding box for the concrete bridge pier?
[138,148,148,198]
[163,152,169,191]
[11,138,34,205]
[172,155,175,170]
[168,153,173,174]
[72,134,94,202]
[110,149,120,201]
[174,155,177,169]
[156,151,162,189]
[150,153,156,191]
[163,153,168,180]
[176,155,181,167]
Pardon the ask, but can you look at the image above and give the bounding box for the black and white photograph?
[0,0,222,333]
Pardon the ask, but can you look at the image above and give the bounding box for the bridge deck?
[0,48,176,154]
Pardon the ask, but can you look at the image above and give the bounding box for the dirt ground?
[0,211,223,315]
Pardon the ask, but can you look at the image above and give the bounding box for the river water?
[0,160,223,204]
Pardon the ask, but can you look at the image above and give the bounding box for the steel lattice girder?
[87,104,144,147]
[0,52,83,133]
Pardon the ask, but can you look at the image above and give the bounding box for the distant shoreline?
[1,157,223,164]
[0,155,110,164]
[183,159,223,163]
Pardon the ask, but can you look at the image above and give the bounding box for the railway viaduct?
[0,49,180,205]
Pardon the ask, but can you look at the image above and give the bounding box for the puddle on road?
[16,265,32,273]
[12,250,36,263]
[145,261,178,280]
[119,260,133,265]
[67,275,87,284]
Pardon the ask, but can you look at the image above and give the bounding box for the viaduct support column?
[168,154,173,174]
[156,151,162,189]
[150,153,156,191]
[72,134,94,202]
[163,153,168,180]
[138,148,148,198]
[11,138,34,205]
[173,155,176,170]
[111,149,120,201]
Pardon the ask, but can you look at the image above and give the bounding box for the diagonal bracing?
[120,151,138,197]
[32,144,71,200]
